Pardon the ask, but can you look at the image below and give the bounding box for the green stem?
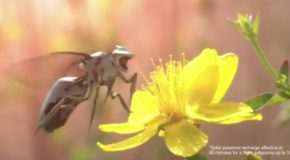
[249,37,278,81]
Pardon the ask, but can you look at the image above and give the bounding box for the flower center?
[145,55,189,122]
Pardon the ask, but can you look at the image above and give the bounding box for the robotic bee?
[34,46,137,133]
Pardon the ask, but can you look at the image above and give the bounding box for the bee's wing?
[7,52,88,93]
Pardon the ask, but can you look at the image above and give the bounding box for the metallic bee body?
[38,77,88,132]
[35,46,137,133]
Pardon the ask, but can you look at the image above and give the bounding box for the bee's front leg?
[117,72,137,100]
[107,89,130,113]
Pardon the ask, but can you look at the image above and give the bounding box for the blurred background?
[0,0,290,160]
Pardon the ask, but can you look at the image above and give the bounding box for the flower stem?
[249,37,278,82]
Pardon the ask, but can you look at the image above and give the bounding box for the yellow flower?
[97,49,262,157]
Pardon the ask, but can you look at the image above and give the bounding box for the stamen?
[158,58,163,68]
[140,71,150,85]
[141,84,145,90]
[169,54,173,61]
[181,52,186,65]
[150,58,156,68]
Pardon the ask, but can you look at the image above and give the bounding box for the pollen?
[145,55,188,118]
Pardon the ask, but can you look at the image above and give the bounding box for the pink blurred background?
[0,0,290,160]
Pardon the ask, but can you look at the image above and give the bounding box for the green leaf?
[266,92,290,106]
[276,60,290,91]
[245,93,274,110]
[245,92,290,110]
[186,153,207,160]
[279,60,289,77]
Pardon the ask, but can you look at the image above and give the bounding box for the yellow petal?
[97,125,156,151]
[97,116,167,151]
[187,102,262,124]
[98,91,161,135]
[188,65,219,105]
[219,113,262,124]
[99,122,145,134]
[128,90,160,122]
[97,125,157,151]
[182,49,219,104]
[163,120,208,157]
[212,53,238,103]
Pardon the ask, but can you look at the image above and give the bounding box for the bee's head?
[112,45,134,71]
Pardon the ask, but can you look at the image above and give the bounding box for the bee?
[32,46,137,133]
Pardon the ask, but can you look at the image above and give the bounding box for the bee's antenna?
[50,52,92,60]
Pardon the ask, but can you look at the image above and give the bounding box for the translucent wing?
[7,52,89,93]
